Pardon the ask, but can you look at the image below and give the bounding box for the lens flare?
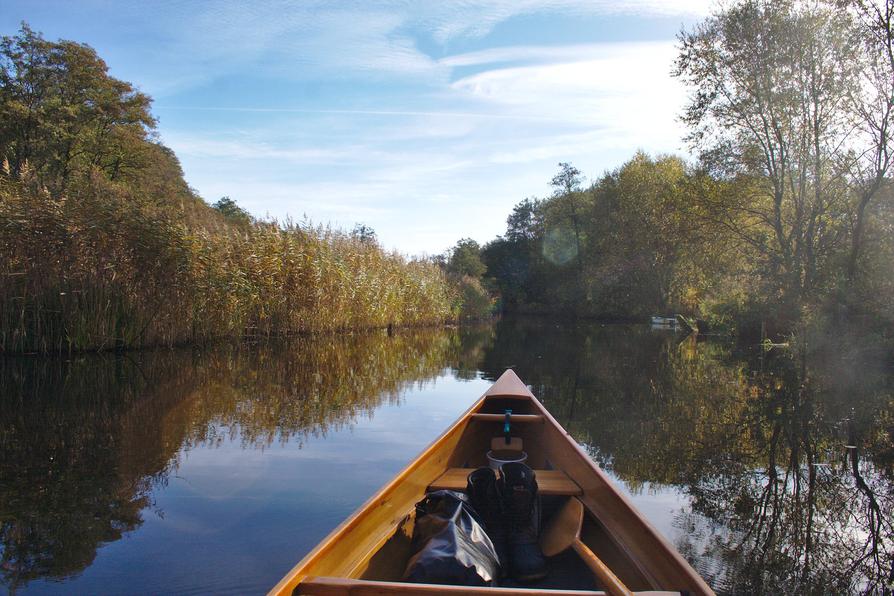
[542,226,577,266]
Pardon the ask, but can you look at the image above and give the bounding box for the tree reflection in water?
[478,318,893,595]
[0,327,489,591]
[1,319,891,594]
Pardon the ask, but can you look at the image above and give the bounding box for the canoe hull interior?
[270,370,714,596]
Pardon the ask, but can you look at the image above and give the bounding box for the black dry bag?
[402,489,500,586]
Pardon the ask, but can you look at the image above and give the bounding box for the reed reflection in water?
[1,319,892,594]
[0,326,494,594]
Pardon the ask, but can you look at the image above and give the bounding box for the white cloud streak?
[4,0,704,254]
[76,0,711,96]
[159,36,691,254]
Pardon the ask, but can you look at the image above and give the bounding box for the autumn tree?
[675,0,862,308]
[547,162,587,297]
[845,0,894,282]
[590,153,710,313]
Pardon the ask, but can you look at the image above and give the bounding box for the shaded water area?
[1,318,892,595]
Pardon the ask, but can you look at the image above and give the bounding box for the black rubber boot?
[498,462,547,582]
[466,467,508,574]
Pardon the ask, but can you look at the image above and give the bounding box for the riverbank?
[0,174,466,354]
[0,27,498,355]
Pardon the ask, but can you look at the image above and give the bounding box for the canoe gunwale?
[268,388,489,596]
[523,387,713,594]
[269,370,714,596]
[295,576,690,594]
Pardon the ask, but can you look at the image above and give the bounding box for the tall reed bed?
[0,172,458,353]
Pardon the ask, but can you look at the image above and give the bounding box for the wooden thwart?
[429,468,582,496]
[471,413,544,423]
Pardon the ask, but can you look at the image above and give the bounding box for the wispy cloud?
[414,1,711,43]
[35,0,711,97]
[159,36,690,253]
[449,41,687,139]
[3,0,703,255]
[156,106,567,122]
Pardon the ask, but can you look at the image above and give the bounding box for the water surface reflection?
[0,328,493,593]
[478,318,894,595]
[1,319,891,594]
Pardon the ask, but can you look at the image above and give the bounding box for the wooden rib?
[428,468,582,496]
[470,413,544,423]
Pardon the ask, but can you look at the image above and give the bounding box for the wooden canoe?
[270,369,714,596]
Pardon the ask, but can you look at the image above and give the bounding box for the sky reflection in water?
[1,320,891,594]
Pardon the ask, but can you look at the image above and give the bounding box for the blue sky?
[2,1,710,256]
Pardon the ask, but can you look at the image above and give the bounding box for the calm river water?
[1,318,892,595]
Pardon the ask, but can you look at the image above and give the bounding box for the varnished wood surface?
[271,369,715,596]
[522,377,715,595]
[542,497,586,557]
[296,577,685,595]
[470,413,544,423]
[429,468,582,496]
[572,540,633,596]
[540,498,632,596]
[490,436,524,451]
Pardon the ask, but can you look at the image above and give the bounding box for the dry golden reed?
[0,172,459,353]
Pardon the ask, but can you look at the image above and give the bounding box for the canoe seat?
[429,468,582,496]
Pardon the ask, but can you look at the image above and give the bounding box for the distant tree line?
[479,156,724,320]
[3,0,892,348]
[460,0,894,337]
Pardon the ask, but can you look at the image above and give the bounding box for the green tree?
[547,163,587,298]
[506,198,544,242]
[447,238,486,278]
[212,196,253,227]
[483,198,548,310]
[0,24,155,192]
[351,223,377,245]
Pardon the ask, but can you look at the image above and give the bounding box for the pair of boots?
[466,462,547,583]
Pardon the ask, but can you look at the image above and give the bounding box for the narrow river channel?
[1,318,891,594]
